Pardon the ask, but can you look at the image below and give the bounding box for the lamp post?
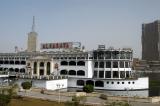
[56,84,64,103]
[125,87,130,105]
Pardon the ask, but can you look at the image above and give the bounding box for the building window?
[77,70,85,76]
[21,61,26,65]
[105,71,111,78]
[40,62,44,67]
[10,61,14,64]
[99,71,104,78]
[77,80,84,86]
[95,81,104,87]
[106,61,111,68]
[112,51,119,59]
[20,68,25,73]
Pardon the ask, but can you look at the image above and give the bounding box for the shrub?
[21,81,32,90]
[83,84,94,93]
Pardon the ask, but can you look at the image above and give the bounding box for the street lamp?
[125,87,130,105]
[56,84,64,103]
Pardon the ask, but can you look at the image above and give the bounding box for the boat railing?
[16,74,68,80]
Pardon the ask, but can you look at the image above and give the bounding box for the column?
[118,61,120,79]
[50,59,54,74]
[111,61,113,78]
[44,62,47,76]
[31,62,34,76]
[37,61,40,76]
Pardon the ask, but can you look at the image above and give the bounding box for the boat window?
[94,62,98,68]
[120,71,125,78]
[99,62,104,68]
[77,61,85,66]
[77,80,84,86]
[60,70,68,75]
[113,61,118,68]
[117,82,120,84]
[113,71,119,78]
[95,81,104,87]
[105,71,111,78]
[77,70,85,76]
[122,82,124,84]
[68,70,76,75]
[106,61,111,68]
[111,82,114,84]
[61,61,68,65]
[69,61,76,66]
[99,71,104,78]
[120,61,124,68]
[93,71,98,78]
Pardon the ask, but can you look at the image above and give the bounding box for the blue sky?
[0,0,160,58]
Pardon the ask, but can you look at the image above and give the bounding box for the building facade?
[142,20,160,61]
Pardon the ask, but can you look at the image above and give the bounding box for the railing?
[16,74,68,80]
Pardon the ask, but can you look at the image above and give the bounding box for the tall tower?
[27,16,38,52]
[142,20,160,60]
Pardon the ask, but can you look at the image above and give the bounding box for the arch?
[77,61,85,66]
[77,80,85,86]
[0,60,3,64]
[86,80,94,86]
[4,68,8,71]
[34,62,37,74]
[15,61,20,65]
[10,61,14,64]
[61,61,68,65]
[69,61,76,66]
[9,68,14,72]
[95,81,104,87]
[21,61,26,65]
[20,68,25,73]
[40,62,44,67]
[47,62,50,75]
[68,70,76,75]
[0,67,3,71]
[77,70,85,76]
[15,68,19,72]
[4,60,9,64]
[60,70,68,75]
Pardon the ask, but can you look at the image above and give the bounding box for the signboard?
[41,42,81,49]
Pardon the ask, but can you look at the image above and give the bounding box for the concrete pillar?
[50,59,54,74]
[37,61,40,76]
[31,61,34,76]
[44,62,47,76]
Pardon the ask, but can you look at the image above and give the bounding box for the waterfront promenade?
[17,90,160,106]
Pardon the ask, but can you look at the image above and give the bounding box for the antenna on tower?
[32,16,35,32]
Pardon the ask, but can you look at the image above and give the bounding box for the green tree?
[21,81,32,90]
[83,84,94,93]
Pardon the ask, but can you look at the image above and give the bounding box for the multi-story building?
[142,20,160,61]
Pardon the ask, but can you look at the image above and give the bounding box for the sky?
[0,0,160,58]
